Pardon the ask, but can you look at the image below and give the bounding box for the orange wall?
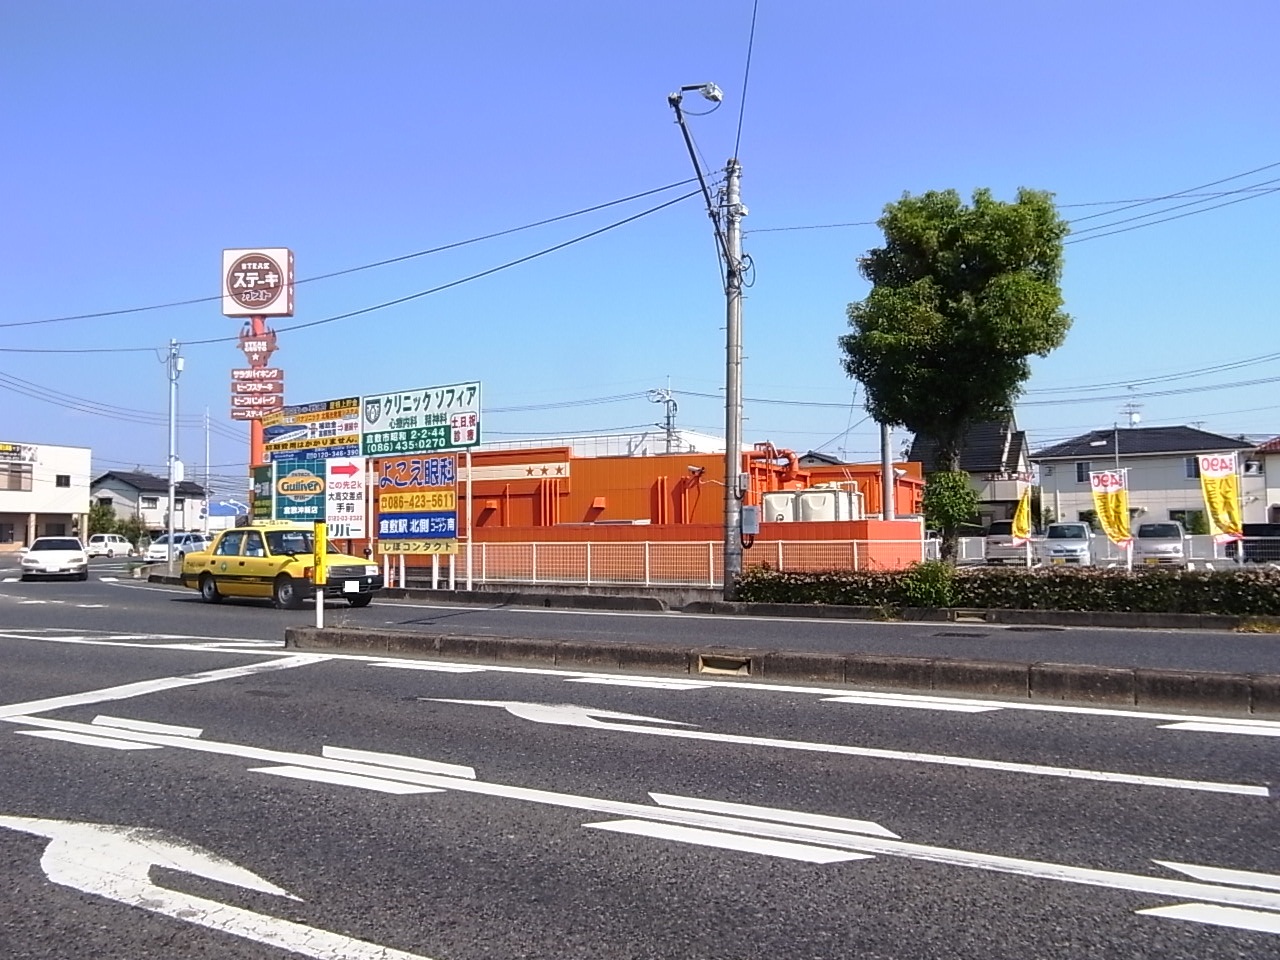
[439,447,924,536]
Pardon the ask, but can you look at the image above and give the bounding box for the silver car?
[145,532,211,563]
[1037,522,1094,566]
[1132,521,1188,568]
[984,520,1033,565]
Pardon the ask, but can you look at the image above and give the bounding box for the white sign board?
[325,456,367,540]
[361,381,482,455]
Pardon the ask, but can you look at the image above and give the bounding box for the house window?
[1042,465,1054,477]
[140,496,159,510]
[1075,462,1090,483]
[98,497,113,508]
[0,463,32,492]
[55,474,70,487]
[175,498,185,509]
[1170,508,1206,533]
[1244,459,1264,476]
[1185,457,1200,479]
[0,524,13,543]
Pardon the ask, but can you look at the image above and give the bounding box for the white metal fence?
[395,539,931,589]
[389,534,1273,590]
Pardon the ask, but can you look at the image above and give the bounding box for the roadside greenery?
[737,563,1280,617]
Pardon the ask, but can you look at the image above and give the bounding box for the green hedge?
[736,562,1280,616]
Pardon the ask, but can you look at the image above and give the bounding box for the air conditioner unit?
[1244,460,1263,476]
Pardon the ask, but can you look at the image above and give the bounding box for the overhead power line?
[0,178,700,331]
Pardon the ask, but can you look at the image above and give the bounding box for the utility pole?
[647,384,679,454]
[165,340,184,575]
[203,407,211,535]
[880,422,895,520]
[722,157,746,598]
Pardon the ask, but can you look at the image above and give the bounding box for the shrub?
[734,564,1280,617]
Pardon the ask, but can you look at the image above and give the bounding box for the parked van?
[1037,522,1094,566]
[984,520,1031,565]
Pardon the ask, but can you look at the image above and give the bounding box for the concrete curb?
[681,600,1261,631]
[284,626,1280,716]
[383,587,667,612]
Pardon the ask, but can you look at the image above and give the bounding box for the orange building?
[371,442,927,583]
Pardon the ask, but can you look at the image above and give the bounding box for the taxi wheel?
[347,595,372,608]
[273,576,303,610]
[199,574,222,604]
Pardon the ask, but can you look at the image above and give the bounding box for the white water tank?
[762,491,797,523]
[797,483,862,521]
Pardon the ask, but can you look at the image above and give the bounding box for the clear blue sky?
[4,1,1279,499]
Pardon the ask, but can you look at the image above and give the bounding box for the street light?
[668,81,747,600]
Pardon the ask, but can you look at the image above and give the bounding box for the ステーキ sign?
[222,248,294,317]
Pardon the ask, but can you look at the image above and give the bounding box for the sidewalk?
[281,585,1280,717]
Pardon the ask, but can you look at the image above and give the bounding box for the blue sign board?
[272,458,326,522]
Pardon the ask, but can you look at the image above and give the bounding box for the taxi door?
[237,529,286,600]
[201,530,251,598]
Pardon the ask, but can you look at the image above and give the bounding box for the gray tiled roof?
[1031,426,1253,461]
[906,421,1026,474]
[91,470,206,498]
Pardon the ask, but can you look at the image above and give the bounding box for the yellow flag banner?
[1199,453,1243,543]
[1089,469,1131,546]
[1010,486,1032,545]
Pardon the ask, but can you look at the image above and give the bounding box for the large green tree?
[840,187,1071,470]
[840,188,1070,557]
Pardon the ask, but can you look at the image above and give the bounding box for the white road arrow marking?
[428,700,1268,797]
[0,816,436,960]
[6,719,1280,933]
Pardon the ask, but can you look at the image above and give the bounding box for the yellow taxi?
[181,522,383,609]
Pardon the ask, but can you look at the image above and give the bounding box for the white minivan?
[86,533,135,558]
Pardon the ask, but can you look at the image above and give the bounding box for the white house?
[1032,426,1256,529]
[90,470,208,535]
[0,440,91,552]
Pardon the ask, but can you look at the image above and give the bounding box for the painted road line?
[1137,903,1280,934]
[321,746,476,779]
[1160,721,1280,737]
[369,661,491,674]
[437,700,1269,797]
[7,717,1280,928]
[17,730,160,751]
[0,656,326,720]
[564,677,714,690]
[648,794,899,838]
[1156,860,1280,891]
[93,715,203,738]
[823,694,999,713]
[585,819,872,864]
[0,816,437,960]
[250,765,442,795]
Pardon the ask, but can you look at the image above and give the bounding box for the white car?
[21,537,89,581]
[145,532,211,563]
[86,533,136,558]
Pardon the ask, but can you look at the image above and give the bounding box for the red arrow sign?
[331,463,360,477]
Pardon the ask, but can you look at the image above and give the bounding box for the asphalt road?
[1,565,1279,958]
[3,559,1279,674]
